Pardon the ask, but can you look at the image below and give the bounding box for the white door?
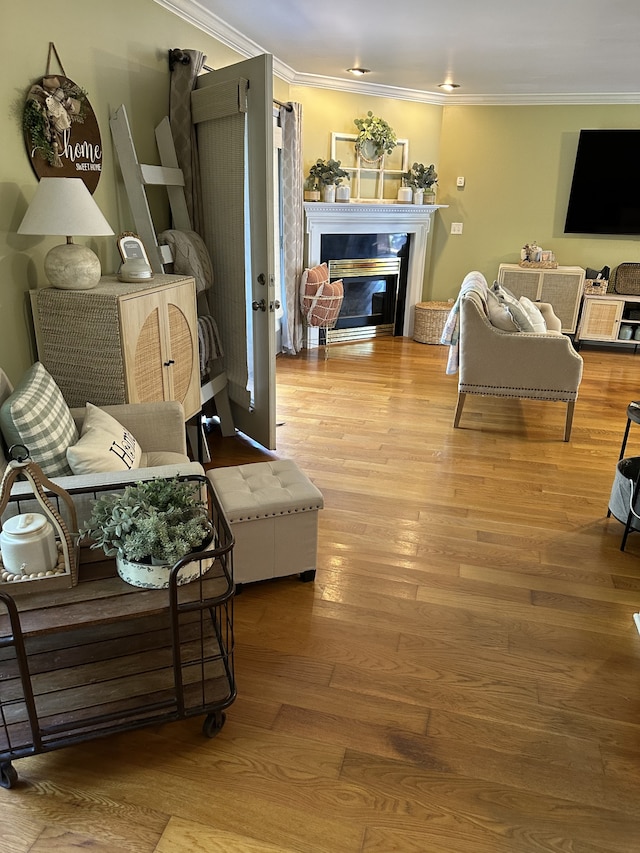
[193,54,276,450]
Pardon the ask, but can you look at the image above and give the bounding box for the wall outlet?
[451,222,463,234]
[456,176,465,187]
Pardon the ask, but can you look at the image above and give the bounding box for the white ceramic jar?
[0,513,58,575]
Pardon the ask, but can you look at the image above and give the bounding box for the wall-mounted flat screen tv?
[565,129,640,235]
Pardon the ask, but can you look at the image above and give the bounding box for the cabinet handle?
[163,359,175,366]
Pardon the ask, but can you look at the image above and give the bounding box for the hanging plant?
[354,112,397,162]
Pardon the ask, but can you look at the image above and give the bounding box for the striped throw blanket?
[440,271,489,374]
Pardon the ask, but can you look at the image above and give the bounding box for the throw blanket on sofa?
[441,271,489,374]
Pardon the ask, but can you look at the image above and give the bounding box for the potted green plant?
[307,158,350,202]
[82,477,213,588]
[403,162,438,203]
[354,112,397,161]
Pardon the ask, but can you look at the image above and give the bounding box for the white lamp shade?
[18,178,114,237]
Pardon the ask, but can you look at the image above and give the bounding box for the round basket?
[413,301,451,344]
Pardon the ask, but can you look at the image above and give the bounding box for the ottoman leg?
[300,570,316,583]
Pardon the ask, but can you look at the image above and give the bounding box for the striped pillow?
[0,362,78,477]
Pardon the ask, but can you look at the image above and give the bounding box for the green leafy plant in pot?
[82,477,213,588]
[307,158,350,202]
[354,112,397,161]
[403,162,438,202]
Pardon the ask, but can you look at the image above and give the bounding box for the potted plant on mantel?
[403,162,438,204]
[354,111,397,162]
[306,158,350,203]
[81,477,213,589]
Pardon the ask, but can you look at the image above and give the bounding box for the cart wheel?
[300,569,316,583]
[0,762,17,789]
[202,711,226,738]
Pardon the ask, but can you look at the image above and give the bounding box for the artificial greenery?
[22,78,88,166]
[354,111,397,159]
[403,162,438,190]
[82,477,210,566]
[307,158,350,188]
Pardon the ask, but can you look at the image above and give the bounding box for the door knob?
[252,299,266,312]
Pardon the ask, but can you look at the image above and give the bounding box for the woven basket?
[413,301,452,344]
[611,263,640,295]
[584,279,609,295]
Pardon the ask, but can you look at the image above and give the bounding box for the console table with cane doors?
[30,275,201,420]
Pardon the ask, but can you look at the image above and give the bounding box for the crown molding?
[153,0,640,107]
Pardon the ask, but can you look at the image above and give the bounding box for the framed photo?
[117,232,150,265]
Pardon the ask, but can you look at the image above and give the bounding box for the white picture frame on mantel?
[331,132,409,201]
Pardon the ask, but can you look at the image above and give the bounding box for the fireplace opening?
[328,258,401,342]
[321,233,410,342]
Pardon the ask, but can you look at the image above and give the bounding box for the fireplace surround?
[304,201,445,338]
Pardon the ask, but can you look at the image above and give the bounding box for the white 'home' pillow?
[66,403,142,475]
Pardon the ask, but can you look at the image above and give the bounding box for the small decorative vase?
[423,190,436,204]
[304,190,321,202]
[397,187,412,203]
[412,189,424,205]
[322,184,336,203]
[335,185,351,203]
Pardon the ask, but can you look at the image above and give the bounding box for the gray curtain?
[169,49,205,234]
[280,102,305,355]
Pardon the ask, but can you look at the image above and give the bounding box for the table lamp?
[18,178,114,290]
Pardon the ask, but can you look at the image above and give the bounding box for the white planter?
[397,187,413,203]
[116,552,213,589]
[321,184,336,203]
[335,185,350,203]
[413,189,424,205]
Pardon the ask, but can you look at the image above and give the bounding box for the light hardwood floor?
[5,338,640,853]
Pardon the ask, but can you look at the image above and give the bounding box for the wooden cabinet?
[497,264,585,334]
[32,275,200,420]
[577,293,640,344]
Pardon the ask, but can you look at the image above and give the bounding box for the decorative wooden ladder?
[109,104,234,455]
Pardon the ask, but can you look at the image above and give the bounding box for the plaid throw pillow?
[0,362,78,477]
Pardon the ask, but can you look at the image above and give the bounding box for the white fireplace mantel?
[304,201,447,337]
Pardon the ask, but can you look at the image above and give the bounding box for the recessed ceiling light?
[347,67,371,76]
[439,82,460,91]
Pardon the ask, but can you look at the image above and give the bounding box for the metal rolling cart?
[0,474,235,789]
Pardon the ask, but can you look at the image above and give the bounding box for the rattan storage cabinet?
[497,264,585,334]
[577,293,640,345]
[32,275,200,420]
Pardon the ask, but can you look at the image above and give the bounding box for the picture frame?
[117,232,150,265]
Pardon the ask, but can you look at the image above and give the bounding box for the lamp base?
[45,242,102,290]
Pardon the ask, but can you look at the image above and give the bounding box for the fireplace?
[328,257,403,342]
[304,201,443,339]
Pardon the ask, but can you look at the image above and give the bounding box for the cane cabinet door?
[120,280,200,419]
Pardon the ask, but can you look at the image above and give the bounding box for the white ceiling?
[160,0,640,103]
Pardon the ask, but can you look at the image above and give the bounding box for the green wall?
[3,0,640,386]
[430,104,640,300]
[0,0,244,384]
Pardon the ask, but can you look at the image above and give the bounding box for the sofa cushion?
[519,296,547,333]
[491,282,535,331]
[486,289,519,331]
[66,403,143,475]
[0,362,78,477]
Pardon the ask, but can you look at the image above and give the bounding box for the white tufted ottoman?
[207,460,323,585]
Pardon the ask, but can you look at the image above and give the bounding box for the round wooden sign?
[23,75,103,194]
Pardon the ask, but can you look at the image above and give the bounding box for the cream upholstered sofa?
[0,367,204,525]
[451,274,584,441]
